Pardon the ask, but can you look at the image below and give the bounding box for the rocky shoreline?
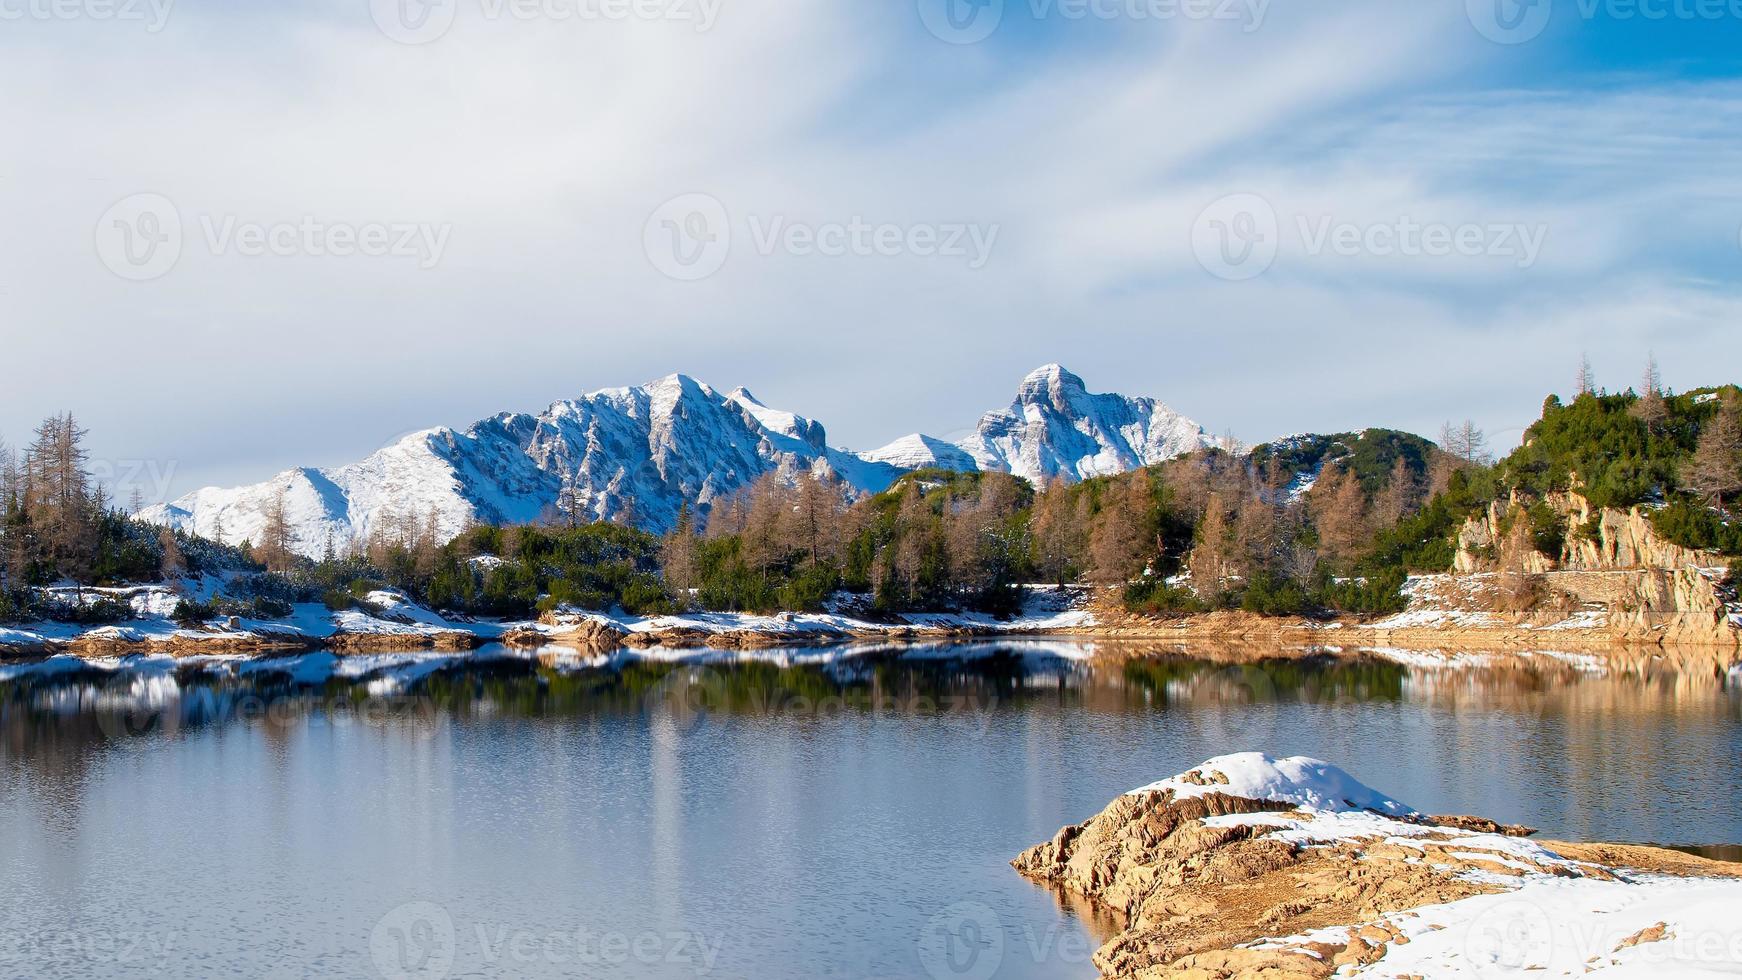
[3,576,1737,672]
[1013,754,1742,979]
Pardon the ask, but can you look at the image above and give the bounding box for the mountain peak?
[649,372,705,393]
[1021,363,1083,388]
[143,367,1217,555]
[954,365,1215,483]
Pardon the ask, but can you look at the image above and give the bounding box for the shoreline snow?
[1022,753,1742,979]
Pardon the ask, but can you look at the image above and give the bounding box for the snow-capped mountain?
[954,364,1218,484]
[142,366,1213,556]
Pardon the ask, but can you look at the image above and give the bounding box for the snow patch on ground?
[1370,607,1508,630]
[1339,875,1742,977]
[537,586,1093,641]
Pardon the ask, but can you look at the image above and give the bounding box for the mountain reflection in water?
[1,640,1738,980]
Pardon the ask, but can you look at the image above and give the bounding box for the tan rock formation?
[1013,756,1742,980]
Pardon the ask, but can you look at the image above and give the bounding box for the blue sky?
[0,0,1738,503]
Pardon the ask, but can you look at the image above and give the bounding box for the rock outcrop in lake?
[1014,753,1742,979]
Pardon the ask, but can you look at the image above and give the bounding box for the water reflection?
[1,640,1739,980]
[5,642,1738,844]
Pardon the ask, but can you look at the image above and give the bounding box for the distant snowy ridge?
[957,364,1218,484]
[141,366,1215,556]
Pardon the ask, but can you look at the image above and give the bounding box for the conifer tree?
[1188,492,1232,598]
[159,528,185,580]
[661,504,698,598]
[257,487,298,573]
[1088,468,1154,584]
[1031,478,1087,586]
[1630,353,1669,432]
[25,414,97,584]
[1686,399,1742,511]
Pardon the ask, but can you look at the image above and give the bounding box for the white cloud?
[0,1,1736,500]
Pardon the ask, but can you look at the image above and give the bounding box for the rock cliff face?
[1455,491,1722,577]
[1449,491,1737,645]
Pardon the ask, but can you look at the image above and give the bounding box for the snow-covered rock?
[1018,753,1742,980]
[1129,753,1418,818]
[141,366,1216,556]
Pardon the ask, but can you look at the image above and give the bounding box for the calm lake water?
[2,640,1740,980]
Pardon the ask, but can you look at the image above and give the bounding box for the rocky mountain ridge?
[142,365,1216,557]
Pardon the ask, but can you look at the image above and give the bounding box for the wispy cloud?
[0,0,1736,497]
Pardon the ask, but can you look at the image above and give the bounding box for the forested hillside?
[4,368,1738,625]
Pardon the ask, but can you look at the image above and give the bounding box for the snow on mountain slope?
[952,364,1217,484]
[141,367,1214,556]
[142,375,905,557]
[863,433,981,471]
